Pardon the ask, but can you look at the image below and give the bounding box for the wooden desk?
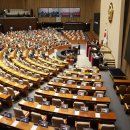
[57,75,103,83]
[0,61,40,84]
[12,59,49,79]
[25,58,57,72]
[0,92,12,107]
[76,67,99,72]
[19,100,116,122]
[50,57,68,64]
[114,79,130,86]
[0,76,28,95]
[0,115,55,130]
[35,89,110,104]
[48,81,107,92]
[38,57,65,68]
[64,70,101,76]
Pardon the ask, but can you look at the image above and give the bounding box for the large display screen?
[38,8,80,17]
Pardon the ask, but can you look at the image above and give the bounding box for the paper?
[73,95,77,99]
[92,87,96,90]
[54,93,59,96]
[6,80,10,83]
[15,83,19,86]
[69,77,71,79]
[11,121,19,127]
[20,100,25,104]
[77,86,80,88]
[80,78,83,80]
[36,104,41,109]
[74,111,79,115]
[92,79,95,81]
[95,113,100,118]
[49,82,52,84]
[54,108,59,112]
[38,89,42,93]
[31,125,38,130]
[62,84,66,86]
[92,97,96,101]
[0,115,3,120]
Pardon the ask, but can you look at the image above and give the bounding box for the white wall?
[100,0,125,67]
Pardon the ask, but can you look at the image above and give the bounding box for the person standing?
[78,43,80,55]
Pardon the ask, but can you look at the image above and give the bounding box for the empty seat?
[31,112,46,124]
[94,91,105,97]
[120,94,130,104]
[51,116,67,128]
[22,79,33,88]
[67,80,76,84]
[60,88,70,94]
[52,98,62,107]
[93,82,102,87]
[48,86,55,91]
[75,121,90,130]
[116,85,127,95]
[0,84,5,92]
[73,101,85,110]
[98,123,115,130]
[77,90,88,96]
[95,104,108,113]
[34,94,44,103]
[7,87,20,100]
[81,82,90,86]
[11,77,19,82]
[13,107,29,119]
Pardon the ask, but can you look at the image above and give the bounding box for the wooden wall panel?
[0,0,96,23]
[0,0,25,9]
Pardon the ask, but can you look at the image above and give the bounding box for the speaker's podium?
[91,53,100,67]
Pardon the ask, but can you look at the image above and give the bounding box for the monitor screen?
[38,8,49,17]
[80,106,88,112]
[49,8,59,17]
[61,104,68,109]
[60,124,70,130]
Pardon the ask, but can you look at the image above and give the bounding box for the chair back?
[52,98,61,107]
[52,116,65,128]
[14,107,24,118]
[31,112,42,124]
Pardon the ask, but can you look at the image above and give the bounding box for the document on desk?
[38,89,42,93]
[54,108,59,112]
[77,86,80,88]
[95,113,100,118]
[62,84,66,86]
[92,97,96,101]
[73,95,77,99]
[0,115,3,120]
[75,110,79,115]
[31,125,38,130]
[36,104,41,109]
[54,93,59,96]
[92,87,96,90]
[49,82,52,84]
[11,121,19,127]
[20,100,26,104]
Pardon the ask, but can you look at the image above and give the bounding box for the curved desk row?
[48,81,106,92]
[35,89,110,104]
[19,100,116,123]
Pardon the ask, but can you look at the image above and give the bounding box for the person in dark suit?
[78,43,80,55]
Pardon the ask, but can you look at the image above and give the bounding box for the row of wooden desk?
[35,89,110,104]
[57,75,103,83]
[0,115,55,130]
[12,59,50,80]
[19,100,116,123]
[48,81,106,92]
